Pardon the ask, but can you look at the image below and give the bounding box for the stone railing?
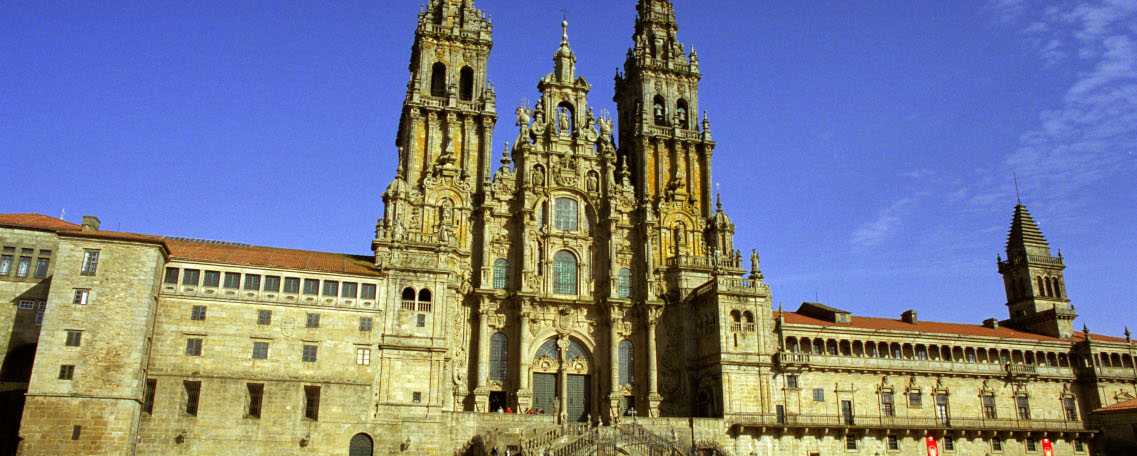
[789,354,1073,378]
[1007,364,1039,376]
[730,413,1094,433]
[776,352,812,366]
[664,255,741,270]
[521,423,590,456]
[375,228,442,246]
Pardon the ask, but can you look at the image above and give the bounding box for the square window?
[16,257,31,277]
[80,250,99,275]
[360,317,373,332]
[202,270,220,287]
[417,314,426,327]
[190,305,207,321]
[182,269,200,286]
[252,341,269,360]
[786,375,799,389]
[263,276,281,292]
[65,331,82,347]
[37,301,46,311]
[302,344,318,362]
[58,364,75,380]
[302,279,319,295]
[18,300,34,310]
[1075,440,1085,452]
[243,274,261,291]
[322,280,338,297]
[306,313,320,328]
[185,338,203,356]
[888,435,899,451]
[223,272,241,289]
[412,392,422,403]
[812,388,825,402]
[283,277,301,294]
[1027,439,1037,452]
[257,310,272,325]
[0,255,12,276]
[73,289,90,305]
[34,258,50,278]
[845,435,857,450]
[342,282,358,298]
[356,348,371,365]
[361,284,376,300]
[909,391,923,407]
[164,268,180,284]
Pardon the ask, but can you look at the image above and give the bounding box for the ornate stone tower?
[614,0,718,273]
[998,204,1076,339]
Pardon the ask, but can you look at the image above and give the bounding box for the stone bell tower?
[997,204,1076,339]
[377,0,497,260]
[614,0,722,273]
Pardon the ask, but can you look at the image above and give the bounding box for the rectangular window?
[306,313,319,328]
[185,338,203,356]
[302,344,318,363]
[80,250,99,275]
[342,282,358,298]
[881,392,895,417]
[1075,440,1085,452]
[18,300,34,310]
[34,257,50,278]
[252,342,269,360]
[243,274,261,291]
[164,267,180,284]
[223,272,241,289]
[412,392,422,403]
[845,435,857,450]
[304,385,321,420]
[190,305,207,321]
[361,284,376,300]
[786,375,799,389]
[554,198,579,231]
[142,379,157,415]
[0,255,12,275]
[65,330,82,347]
[1017,396,1031,420]
[944,436,955,451]
[202,270,220,287]
[38,301,45,311]
[1027,439,1037,452]
[888,436,899,451]
[416,314,426,327]
[184,380,201,416]
[322,280,338,297]
[34,311,43,325]
[302,279,319,295]
[812,388,825,402]
[58,364,75,380]
[360,317,373,332]
[283,277,301,293]
[910,391,923,407]
[247,383,264,418]
[263,276,281,292]
[16,257,31,277]
[73,289,90,305]
[182,269,200,286]
[71,425,81,441]
[356,348,371,365]
[1064,397,1078,420]
[983,395,998,419]
[776,405,786,424]
[257,310,272,325]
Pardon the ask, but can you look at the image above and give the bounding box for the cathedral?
[1,0,1135,455]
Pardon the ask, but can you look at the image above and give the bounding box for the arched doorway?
[531,337,593,421]
[349,433,373,456]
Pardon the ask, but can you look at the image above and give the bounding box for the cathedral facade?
[1,1,1135,455]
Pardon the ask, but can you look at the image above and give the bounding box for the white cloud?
[852,198,915,248]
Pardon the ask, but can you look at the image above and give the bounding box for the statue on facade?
[558,107,571,135]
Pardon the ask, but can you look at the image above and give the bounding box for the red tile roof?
[1093,398,1137,415]
[778,311,1132,344]
[0,214,82,231]
[163,238,379,277]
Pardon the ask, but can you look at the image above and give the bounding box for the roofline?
[57,230,171,258]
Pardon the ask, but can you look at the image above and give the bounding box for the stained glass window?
[493,259,509,290]
[617,268,631,298]
[554,198,579,231]
[535,339,559,361]
[489,332,508,381]
[553,250,577,295]
[618,339,634,385]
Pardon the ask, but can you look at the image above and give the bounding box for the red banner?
[926,434,939,456]
[1042,439,1054,456]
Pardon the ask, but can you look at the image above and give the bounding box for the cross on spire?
[561,8,569,21]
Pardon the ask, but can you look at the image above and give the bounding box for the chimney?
[901,310,918,324]
[81,216,100,232]
[983,318,1000,330]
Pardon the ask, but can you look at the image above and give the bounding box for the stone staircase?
[521,423,688,456]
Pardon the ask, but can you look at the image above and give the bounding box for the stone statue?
[586,172,598,192]
[532,167,545,187]
[558,107,571,134]
[515,105,531,129]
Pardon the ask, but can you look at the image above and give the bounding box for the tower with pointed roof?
[998,204,1076,339]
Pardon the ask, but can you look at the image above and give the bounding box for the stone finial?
[1084,324,1092,341]
[715,193,723,213]
[1125,326,1131,343]
[501,143,512,166]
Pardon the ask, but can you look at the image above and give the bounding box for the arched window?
[566,339,588,362]
[418,289,432,312]
[1045,277,1054,297]
[553,251,578,295]
[554,198,579,231]
[493,259,510,290]
[1037,277,1045,296]
[401,287,416,311]
[743,311,755,331]
[459,66,474,101]
[1053,279,1062,298]
[535,339,559,360]
[489,332,508,381]
[618,340,634,385]
[676,99,689,129]
[430,62,447,97]
[617,268,631,298]
[349,433,374,456]
[652,95,667,126]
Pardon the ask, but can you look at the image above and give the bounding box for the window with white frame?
[356,348,371,365]
[80,250,99,276]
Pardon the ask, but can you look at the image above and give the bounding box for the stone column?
[702,145,714,218]
[647,307,663,416]
[407,110,423,181]
[517,300,533,410]
[474,298,490,411]
[608,305,622,423]
[557,336,569,424]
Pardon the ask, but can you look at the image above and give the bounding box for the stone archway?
[531,336,593,421]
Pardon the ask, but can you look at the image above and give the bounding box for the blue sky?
[3,0,1134,337]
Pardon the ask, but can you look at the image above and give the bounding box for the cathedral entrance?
[532,337,593,421]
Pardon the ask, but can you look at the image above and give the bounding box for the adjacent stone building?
[2,1,1134,455]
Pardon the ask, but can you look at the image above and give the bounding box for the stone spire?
[1006,204,1052,259]
[997,203,1074,339]
[553,20,576,83]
